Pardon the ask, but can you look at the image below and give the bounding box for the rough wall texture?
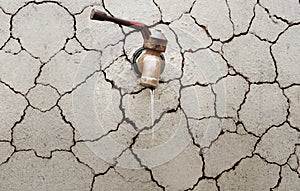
[0,0,299,191]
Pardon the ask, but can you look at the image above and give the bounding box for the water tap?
[90,9,168,88]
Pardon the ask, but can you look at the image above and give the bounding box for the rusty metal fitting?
[142,29,167,53]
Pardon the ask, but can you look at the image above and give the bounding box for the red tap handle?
[90,9,146,30]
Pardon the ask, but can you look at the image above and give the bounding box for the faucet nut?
[143,30,168,52]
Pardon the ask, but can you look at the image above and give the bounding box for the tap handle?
[90,9,146,30]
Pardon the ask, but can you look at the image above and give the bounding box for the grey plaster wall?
[0,0,299,190]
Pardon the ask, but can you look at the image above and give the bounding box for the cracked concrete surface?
[191,0,233,41]
[0,0,299,190]
[12,2,75,63]
[0,8,10,49]
[0,51,40,93]
[223,34,276,83]
[0,151,93,191]
[13,107,74,158]
[203,132,257,177]
[272,25,300,87]
[239,84,288,136]
[218,155,280,191]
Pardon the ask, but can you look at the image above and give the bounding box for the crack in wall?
[224,0,235,33]
[0,0,299,190]
[130,148,166,190]
[152,0,163,22]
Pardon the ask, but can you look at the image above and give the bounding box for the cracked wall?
[0,0,299,191]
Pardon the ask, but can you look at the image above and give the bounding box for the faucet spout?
[137,49,163,88]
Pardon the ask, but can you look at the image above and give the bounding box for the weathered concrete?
[0,0,298,190]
